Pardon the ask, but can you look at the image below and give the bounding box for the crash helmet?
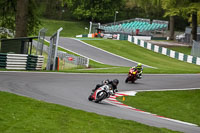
[137,63,142,67]
[112,79,119,86]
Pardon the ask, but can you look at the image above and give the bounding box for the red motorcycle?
[125,68,138,83]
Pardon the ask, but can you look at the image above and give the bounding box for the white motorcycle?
[88,84,114,103]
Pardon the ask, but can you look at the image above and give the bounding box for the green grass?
[40,19,89,37]
[167,46,192,55]
[2,38,198,74]
[0,91,179,133]
[79,39,200,74]
[117,90,200,126]
[39,39,199,73]
[37,19,200,73]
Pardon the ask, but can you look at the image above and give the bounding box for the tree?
[64,0,125,22]
[190,1,200,41]
[172,0,200,41]
[161,0,186,40]
[0,0,16,30]
[0,0,41,38]
[162,0,200,41]
[125,0,164,19]
[15,0,29,37]
[43,0,63,20]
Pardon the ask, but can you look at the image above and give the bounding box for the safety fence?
[0,53,44,70]
[33,41,89,70]
[76,34,200,66]
[57,51,89,68]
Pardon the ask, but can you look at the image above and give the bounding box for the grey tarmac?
[45,37,154,68]
[0,72,200,133]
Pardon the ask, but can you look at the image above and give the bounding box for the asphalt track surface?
[0,71,200,133]
[46,37,153,68]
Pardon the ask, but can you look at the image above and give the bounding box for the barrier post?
[57,57,59,71]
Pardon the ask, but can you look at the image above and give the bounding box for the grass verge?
[167,46,192,55]
[0,91,179,133]
[40,19,89,37]
[117,89,200,126]
[80,39,200,74]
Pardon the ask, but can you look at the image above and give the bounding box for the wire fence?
[33,41,89,70]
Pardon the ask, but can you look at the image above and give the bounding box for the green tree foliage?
[179,0,200,40]
[43,0,63,20]
[0,0,41,37]
[0,0,16,30]
[125,0,165,20]
[64,0,125,22]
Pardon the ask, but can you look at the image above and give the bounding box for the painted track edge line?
[136,88,200,92]
[44,39,105,64]
[73,38,157,69]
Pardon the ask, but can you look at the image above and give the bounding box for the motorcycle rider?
[92,79,110,92]
[108,79,119,93]
[131,63,143,79]
[92,79,119,93]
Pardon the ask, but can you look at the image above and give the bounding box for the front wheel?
[125,77,129,83]
[95,91,106,103]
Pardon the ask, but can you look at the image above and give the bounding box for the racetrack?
[0,71,200,133]
[45,37,154,68]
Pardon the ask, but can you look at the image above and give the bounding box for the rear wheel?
[88,93,94,101]
[88,95,93,101]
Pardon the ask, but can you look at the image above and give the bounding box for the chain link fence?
[36,28,47,55]
[57,51,89,70]
[33,40,89,70]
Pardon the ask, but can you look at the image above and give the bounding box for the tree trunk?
[192,12,197,41]
[15,0,29,38]
[169,16,175,40]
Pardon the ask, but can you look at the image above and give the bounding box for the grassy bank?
[168,46,192,55]
[80,39,200,73]
[117,89,200,126]
[38,39,200,73]
[40,19,89,37]
[0,91,179,133]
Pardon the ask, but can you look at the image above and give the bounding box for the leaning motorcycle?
[88,84,113,103]
[125,68,138,83]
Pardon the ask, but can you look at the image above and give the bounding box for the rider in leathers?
[92,79,119,93]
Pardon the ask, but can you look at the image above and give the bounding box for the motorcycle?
[88,84,113,103]
[125,68,139,83]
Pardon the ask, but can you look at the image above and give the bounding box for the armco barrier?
[0,53,44,70]
[76,34,200,66]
